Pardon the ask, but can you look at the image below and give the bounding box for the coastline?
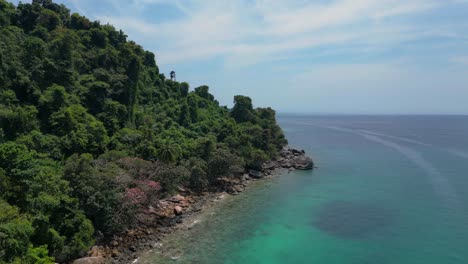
[73,147,314,264]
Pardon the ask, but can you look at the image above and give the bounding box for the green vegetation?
[0,0,287,262]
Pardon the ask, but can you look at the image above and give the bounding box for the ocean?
[139,115,468,264]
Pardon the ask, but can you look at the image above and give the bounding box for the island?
[0,1,313,263]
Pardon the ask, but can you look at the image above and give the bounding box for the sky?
[11,0,468,114]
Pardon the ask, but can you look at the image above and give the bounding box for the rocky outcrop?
[260,146,314,172]
[294,156,314,170]
[217,177,247,194]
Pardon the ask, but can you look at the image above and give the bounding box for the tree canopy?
[0,0,288,262]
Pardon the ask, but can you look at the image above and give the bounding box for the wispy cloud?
[9,0,468,113]
[89,0,468,68]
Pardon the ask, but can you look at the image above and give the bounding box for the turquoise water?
[140,115,468,264]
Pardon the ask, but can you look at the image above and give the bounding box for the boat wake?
[295,122,462,210]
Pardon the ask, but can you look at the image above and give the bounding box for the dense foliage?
[0,0,287,262]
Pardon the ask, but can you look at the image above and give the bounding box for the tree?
[187,94,199,123]
[0,105,40,140]
[63,154,121,235]
[0,200,34,262]
[37,8,60,31]
[207,149,244,183]
[97,100,127,135]
[156,140,180,163]
[180,82,189,97]
[194,85,214,101]
[38,84,71,121]
[231,95,255,123]
[179,101,190,127]
[0,142,94,261]
[49,105,109,155]
[0,0,16,27]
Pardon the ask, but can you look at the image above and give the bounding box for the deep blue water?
[141,115,468,264]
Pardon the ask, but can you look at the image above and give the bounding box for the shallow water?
[139,115,468,264]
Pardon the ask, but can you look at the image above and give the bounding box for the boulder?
[249,170,263,179]
[174,206,183,215]
[233,185,244,192]
[72,257,105,264]
[241,174,250,181]
[291,148,303,155]
[294,156,314,170]
[263,161,278,171]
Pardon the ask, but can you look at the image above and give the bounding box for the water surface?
[140,115,468,264]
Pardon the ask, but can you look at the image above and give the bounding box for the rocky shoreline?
[72,147,314,264]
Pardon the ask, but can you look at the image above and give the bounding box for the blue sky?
[12,0,468,114]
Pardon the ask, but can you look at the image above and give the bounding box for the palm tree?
[157,140,179,163]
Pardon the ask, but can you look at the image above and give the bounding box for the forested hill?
[0,0,287,262]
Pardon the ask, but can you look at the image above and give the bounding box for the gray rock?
[291,148,303,155]
[233,185,244,192]
[263,161,278,170]
[294,156,314,170]
[241,174,251,181]
[249,170,263,178]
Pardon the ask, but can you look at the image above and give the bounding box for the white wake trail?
[293,121,461,209]
[358,129,431,147]
[359,133,461,210]
[447,149,468,160]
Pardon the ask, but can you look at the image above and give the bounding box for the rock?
[88,246,103,257]
[153,242,163,249]
[111,249,120,258]
[291,148,303,155]
[174,206,183,215]
[110,240,119,247]
[249,170,263,178]
[294,156,314,170]
[241,174,250,181]
[188,220,200,230]
[263,161,278,171]
[169,195,185,203]
[233,185,244,192]
[72,257,105,264]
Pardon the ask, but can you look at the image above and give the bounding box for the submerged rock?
[313,201,394,239]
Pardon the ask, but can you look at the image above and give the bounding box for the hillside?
[0,0,288,262]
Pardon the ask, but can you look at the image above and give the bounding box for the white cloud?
[93,0,465,68]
